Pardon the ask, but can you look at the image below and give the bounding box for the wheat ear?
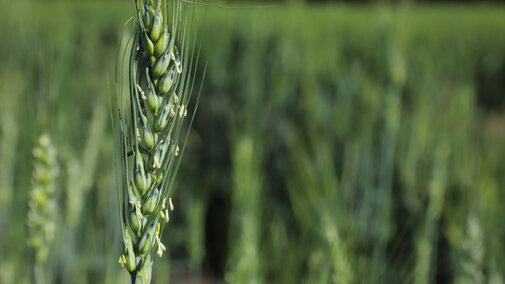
[27,134,59,283]
[115,0,201,283]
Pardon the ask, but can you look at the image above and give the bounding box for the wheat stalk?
[114,0,202,282]
[27,134,59,283]
[414,141,449,284]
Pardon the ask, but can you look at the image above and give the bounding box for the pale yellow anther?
[118,254,126,267]
[153,156,161,168]
[178,105,185,118]
[155,223,166,257]
[136,84,147,99]
[171,52,182,74]
[129,200,141,208]
[162,198,167,209]
[136,128,141,141]
[156,237,166,257]
[169,104,176,118]
[169,197,174,211]
[129,200,143,218]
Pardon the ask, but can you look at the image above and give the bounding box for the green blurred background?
[1,0,505,283]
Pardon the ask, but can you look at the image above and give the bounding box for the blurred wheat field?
[1,1,505,283]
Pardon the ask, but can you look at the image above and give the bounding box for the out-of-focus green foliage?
[0,1,505,283]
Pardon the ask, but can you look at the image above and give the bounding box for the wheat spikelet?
[114,0,202,282]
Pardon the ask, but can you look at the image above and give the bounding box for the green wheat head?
[27,134,59,266]
[114,0,202,282]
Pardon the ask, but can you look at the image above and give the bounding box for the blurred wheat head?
[27,134,59,267]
